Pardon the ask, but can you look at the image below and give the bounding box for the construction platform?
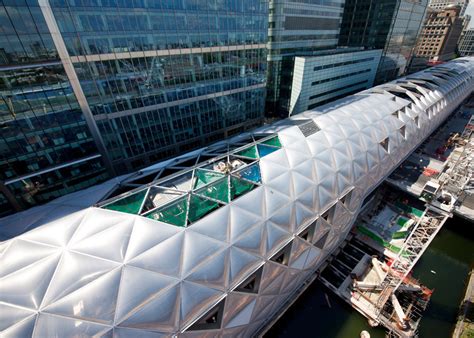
[387,95,474,221]
[319,187,448,337]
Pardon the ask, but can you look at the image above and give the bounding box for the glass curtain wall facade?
[339,0,428,84]
[0,1,108,217]
[50,0,269,173]
[266,0,345,117]
[0,0,268,216]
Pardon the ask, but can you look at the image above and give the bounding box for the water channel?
[265,215,473,338]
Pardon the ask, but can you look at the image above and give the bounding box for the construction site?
[318,95,474,337]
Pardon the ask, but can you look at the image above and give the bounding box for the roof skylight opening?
[399,125,407,140]
[341,189,353,207]
[235,267,263,294]
[187,300,225,331]
[321,204,336,224]
[299,221,316,242]
[103,189,148,215]
[380,137,390,153]
[100,134,281,227]
[270,241,292,266]
[297,120,320,137]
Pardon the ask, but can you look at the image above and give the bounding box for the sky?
[466,3,474,27]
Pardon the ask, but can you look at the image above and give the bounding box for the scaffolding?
[374,209,448,313]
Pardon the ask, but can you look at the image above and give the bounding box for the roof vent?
[295,120,320,137]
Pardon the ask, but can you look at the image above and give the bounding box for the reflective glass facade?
[266,0,345,117]
[1,0,268,216]
[50,0,269,173]
[339,0,428,84]
[0,1,108,217]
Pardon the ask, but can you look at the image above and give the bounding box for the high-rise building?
[266,0,345,117]
[428,0,470,15]
[413,6,464,61]
[48,0,269,173]
[0,1,110,217]
[0,0,269,216]
[459,28,474,55]
[289,48,382,114]
[339,0,428,84]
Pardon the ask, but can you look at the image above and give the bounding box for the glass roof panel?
[195,178,230,203]
[103,189,147,215]
[235,145,259,159]
[187,194,221,224]
[193,169,225,189]
[257,144,279,157]
[261,136,282,148]
[233,163,261,184]
[141,187,184,214]
[145,196,188,227]
[160,171,194,191]
[230,176,256,200]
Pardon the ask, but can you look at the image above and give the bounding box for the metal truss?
[375,209,448,313]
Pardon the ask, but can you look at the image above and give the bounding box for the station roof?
[0,57,473,337]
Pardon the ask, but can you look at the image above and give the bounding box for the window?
[399,125,407,139]
[380,138,389,153]
[235,267,263,294]
[270,241,292,266]
[187,299,225,331]
[341,189,353,207]
[321,204,336,224]
[314,231,330,249]
[298,221,316,242]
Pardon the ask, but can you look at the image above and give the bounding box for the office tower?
[459,28,474,55]
[266,0,345,117]
[339,0,428,84]
[459,14,471,44]
[0,0,269,216]
[48,1,269,173]
[0,1,110,217]
[413,6,463,61]
[289,49,382,114]
[428,0,470,15]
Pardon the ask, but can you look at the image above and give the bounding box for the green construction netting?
[396,216,411,227]
[357,225,403,254]
[235,145,259,159]
[230,176,256,200]
[195,178,229,203]
[262,136,282,148]
[103,189,147,215]
[146,196,188,227]
[187,194,220,223]
[392,231,409,239]
[357,225,384,245]
[193,169,225,189]
[394,201,424,218]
